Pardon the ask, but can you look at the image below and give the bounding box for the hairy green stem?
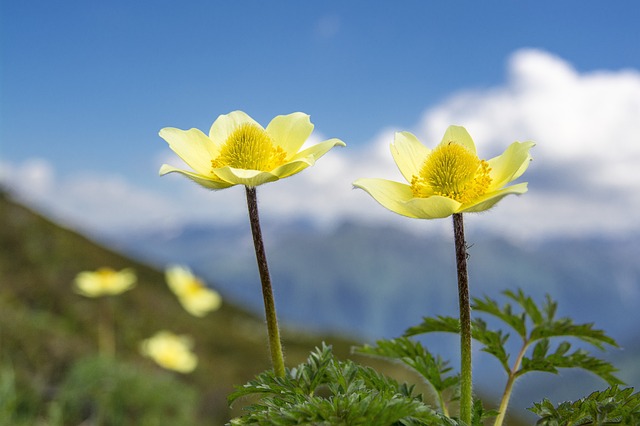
[98,296,115,357]
[453,213,472,425]
[494,341,529,426]
[437,391,450,417]
[245,186,285,377]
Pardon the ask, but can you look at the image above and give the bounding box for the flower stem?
[245,186,286,377]
[494,341,529,426]
[453,213,472,425]
[98,296,115,357]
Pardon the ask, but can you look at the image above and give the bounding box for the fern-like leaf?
[530,385,640,425]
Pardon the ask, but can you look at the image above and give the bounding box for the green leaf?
[530,385,640,425]
[404,316,460,337]
[354,337,459,393]
[472,294,527,339]
[530,318,618,350]
[404,316,512,374]
[518,343,623,386]
[471,398,499,425]
[531,339,550,361]
[503,289,544,326]
[471,318,510,373]
[542,294,557,323]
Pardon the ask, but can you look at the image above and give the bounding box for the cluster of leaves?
[231,291,629,424]
[356,337,499,425]
[228,343,461,426]
[404,289,621,386]
[530,385,640,425]
[354,290,623,424]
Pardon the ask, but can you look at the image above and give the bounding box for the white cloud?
[3,49,639,240]
[0,159,185,235]
[421,49,640,166]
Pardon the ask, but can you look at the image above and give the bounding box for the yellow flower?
[140,331,198,373]
[354,126,534,219]
[165,265,222,317]
[159,111,346,189]
[74,267,136,297]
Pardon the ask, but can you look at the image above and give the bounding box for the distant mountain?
[115,219,640,342]
[112,215,640,421]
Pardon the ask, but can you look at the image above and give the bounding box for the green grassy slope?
[0,191,359,424]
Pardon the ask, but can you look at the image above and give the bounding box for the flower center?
[211,123,286,171]
[411,141,492,204]
[184,279,204,297]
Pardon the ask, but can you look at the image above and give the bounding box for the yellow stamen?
[211,123,286,171]
[184,279,204,296]
[411,141,492,204]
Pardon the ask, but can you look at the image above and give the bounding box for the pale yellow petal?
[208,110,260,145]
[439,125,476,154]
[271,138,345,179]
[180,291,222,317]
[391,131,430,182]
[285,137,345,164]
[165,265,191,295]
[213,167,280,187]
[73,268,136,297]
[165,265,222,317]
[159,128,219,176]
[271,159,313,180]
[159,164,234,190]
[266,112,314,156]
[487,141,535,190]
[353,178,421,218]
[403,195,461,218]
[140,331,197,373]
[461,182,529,213]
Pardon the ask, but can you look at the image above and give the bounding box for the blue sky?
[2,1,640,239]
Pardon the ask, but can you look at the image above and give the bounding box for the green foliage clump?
[356,337,460,417]
[229,343,459,426]
[530,385,640,425]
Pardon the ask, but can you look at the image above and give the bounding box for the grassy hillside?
[0,190,362,424]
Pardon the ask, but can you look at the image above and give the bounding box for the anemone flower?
[353,126,534,219]
[159,110,345,189]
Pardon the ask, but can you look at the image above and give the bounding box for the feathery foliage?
[530,385,640,425]
[404,289,620,385]
[229,343,460,425]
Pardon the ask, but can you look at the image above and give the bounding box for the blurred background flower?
[73,267,136,297]
[140,331,198,373]
[165,265,222,317]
